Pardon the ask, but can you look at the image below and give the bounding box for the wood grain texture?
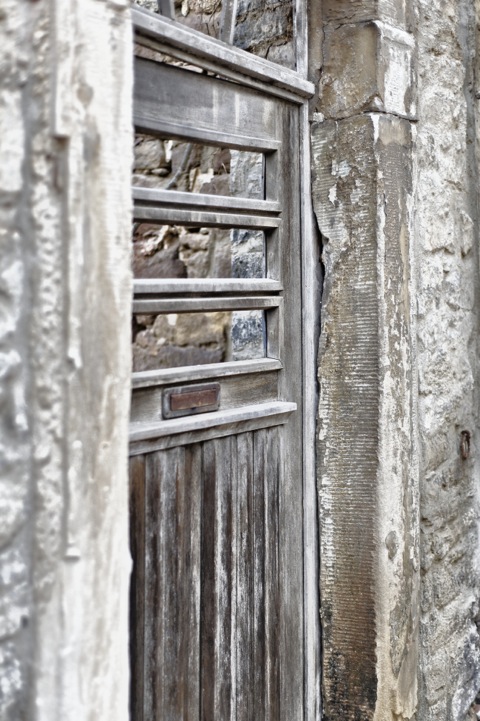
[133,204,281,229]
[132,358,283,389]
[132,295,280,314]
[133,279,283,296]
[129,455,146,721]
[132,5,315,100]
[143,445,202,720]
[134,58,281,152]
[132,187,281,215]
[130,428,301,721]
[131,371,278,426]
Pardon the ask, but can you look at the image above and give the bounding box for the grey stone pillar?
[311,4,419,719]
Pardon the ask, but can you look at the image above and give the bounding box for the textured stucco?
[415,0,480,718]
[0,2,133,719]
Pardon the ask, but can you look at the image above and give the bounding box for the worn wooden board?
[134,58,281,151]
[132,295,280,313]
[131,371,279,425]
[130,427,298,721]
[132,358,283,389]
[132,5,315,101]
[133,279,282,296]
[133,204,281,229]
[133,187,281,215]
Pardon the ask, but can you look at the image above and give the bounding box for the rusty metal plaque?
[162,383,220,419]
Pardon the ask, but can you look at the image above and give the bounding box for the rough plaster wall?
[0,2,133,720]
[415,0,480,718]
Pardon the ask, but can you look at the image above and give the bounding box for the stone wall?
[131,133,266,370]
[313,0,480,720]
[133,0,295,67]
[415,0,480,718]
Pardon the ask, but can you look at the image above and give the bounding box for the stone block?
[323,0,413,31]
[312,112,418,720]
[320,21,415,120]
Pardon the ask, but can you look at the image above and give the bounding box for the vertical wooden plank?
[144,451,164,721]
[235,432,254,721]
[129,455,146,721]
[201,437,235,721]
[254,427,282,721]
[252,429,267,714]
[144,445,201,721]
[178,443,202,720]
[281,104,304,721]
[300,99,322,721]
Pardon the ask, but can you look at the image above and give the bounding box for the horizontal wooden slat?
[133,204,280,229]
[133,188,281,215]
[134,115,280,152]
[134,58,283,152]
[133,279,282,296]
[135,37,305,106]
[132,6,315,101]
[131,372,278,425]
[129,401,297,443]
[132,358,283,389]
[132,296,280,313]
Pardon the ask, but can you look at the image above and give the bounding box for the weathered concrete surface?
[415,0,480,718]
[0,2,133,720]
[312,112,418,721]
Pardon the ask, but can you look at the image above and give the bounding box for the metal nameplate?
[162,382,221,419]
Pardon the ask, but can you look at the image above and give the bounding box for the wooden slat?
[133,279,282,296]
[270,103,304,721]
[132,6,315,100]
[263,427,281,720]
[235,432,254,721]
[144,446,202,720]
[129,401,296,443]
[132,296,280,314]
[134,58,281,152]
[133,204,281,229]
[129,455,146,721]
[133,187,281,215]
[201,437,235,720]
[299,102,322,721]
[132,358,282,389]
[129,407,294,455]
[252,429,267,715]
[135,35,306,106]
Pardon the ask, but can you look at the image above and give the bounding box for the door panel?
[130,429,286,721]
[130,12,305,720]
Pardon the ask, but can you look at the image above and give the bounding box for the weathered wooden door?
[129,7,316,720]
